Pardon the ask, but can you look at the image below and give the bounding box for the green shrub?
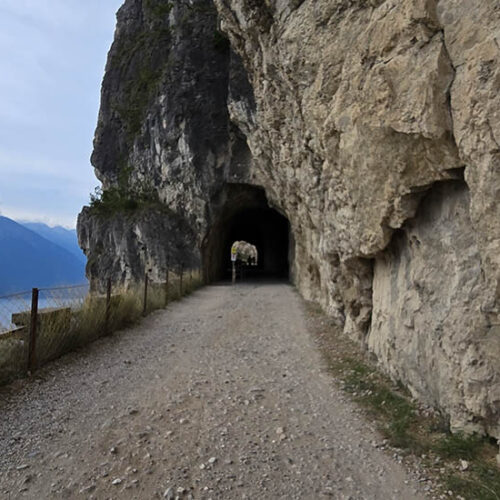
[88,162,164,215]
[431,432,486,461]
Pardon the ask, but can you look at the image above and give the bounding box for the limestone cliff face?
[78,0,500,447]
[79,0,234,287]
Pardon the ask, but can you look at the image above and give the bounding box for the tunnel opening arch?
[202,184,292,283]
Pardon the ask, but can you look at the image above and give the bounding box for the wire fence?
[0,291,31,332]
[0,266,203,385]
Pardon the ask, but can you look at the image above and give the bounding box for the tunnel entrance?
[203,184,290,282]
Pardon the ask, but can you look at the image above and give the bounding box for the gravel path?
[0,283,426,499]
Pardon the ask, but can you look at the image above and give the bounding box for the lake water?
[0,285,89,333]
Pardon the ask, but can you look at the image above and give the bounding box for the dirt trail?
[0,283,426,499]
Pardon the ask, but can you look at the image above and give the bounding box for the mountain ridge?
[0,216,86,294]
[20,221,86,264]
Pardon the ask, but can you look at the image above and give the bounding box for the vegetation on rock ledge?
[88,166,166,216]
[89,186,160,215]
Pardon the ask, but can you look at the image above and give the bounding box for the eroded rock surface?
[78,0,500,448]
[370,181,499,438]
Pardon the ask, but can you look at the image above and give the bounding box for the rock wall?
[211,0,500,446]
[78,0,500,447]
[79,0,234,286]
[78,206,199,291]
[369,180,499,439]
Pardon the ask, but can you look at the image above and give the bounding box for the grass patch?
[368,386,417,450]
[306,302,500,499]
[327,354,418,450]
[432,432,486,461]
[444,463,500,500]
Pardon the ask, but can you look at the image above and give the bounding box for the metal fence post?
[179,264,184,297]
[28,288,39,372]
[165,264,169,307]
[105,277,112,334]
[143,273,149,317]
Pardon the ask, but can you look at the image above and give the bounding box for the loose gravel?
[0,283,427,499]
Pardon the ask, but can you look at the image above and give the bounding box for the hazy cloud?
[0,0,123,228]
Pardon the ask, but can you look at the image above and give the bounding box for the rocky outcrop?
[78,0,500,449]
[78,206,198,290]
[79,0,234,287]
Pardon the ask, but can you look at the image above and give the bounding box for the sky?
[0,0,124,228]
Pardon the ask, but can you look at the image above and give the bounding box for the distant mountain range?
[0,216,87,295]
[21,221,86,264]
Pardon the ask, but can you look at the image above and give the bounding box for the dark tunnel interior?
[203,184,291,282]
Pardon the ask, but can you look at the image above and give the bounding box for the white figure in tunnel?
[231,241,258,266]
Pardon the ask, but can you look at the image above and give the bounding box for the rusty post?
[105,277,112,334]
[28,288,39,372]
[143,273,149,317]
[165,262,170,307]
[179,264,184,297]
